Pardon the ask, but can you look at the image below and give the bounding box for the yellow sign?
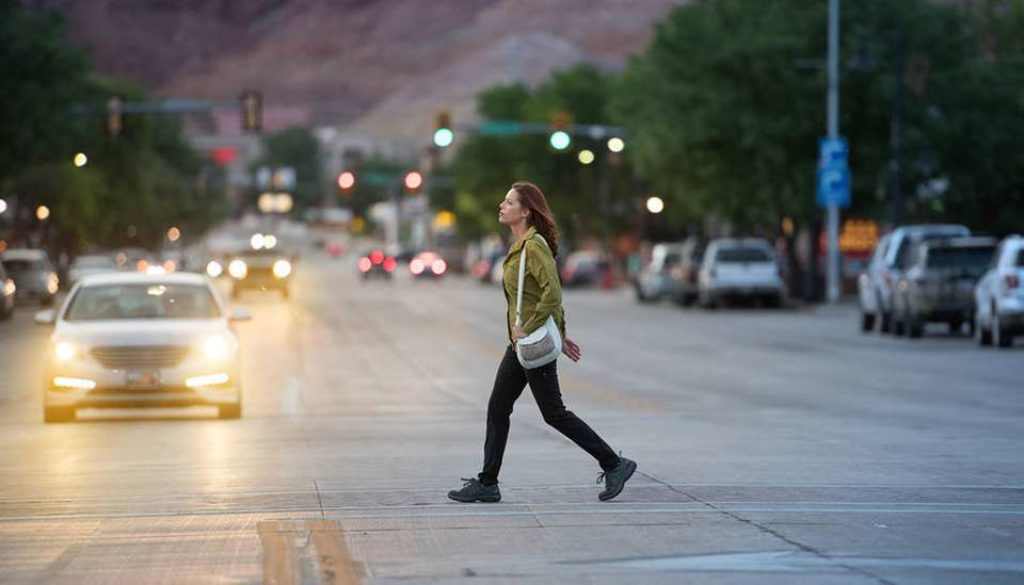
[839,219,879,254]
[434,210,456,229]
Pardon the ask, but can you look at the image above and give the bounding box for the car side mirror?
[229,308,252,322]
[34,309,56,325]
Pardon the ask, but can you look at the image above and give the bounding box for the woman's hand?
[562,337,582,362]
[512,325,526,340]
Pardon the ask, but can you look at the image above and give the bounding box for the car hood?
[54,319,230,346]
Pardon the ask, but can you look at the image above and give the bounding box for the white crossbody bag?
[514,235,563,369]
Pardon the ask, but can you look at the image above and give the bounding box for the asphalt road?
[1,249,1022,584]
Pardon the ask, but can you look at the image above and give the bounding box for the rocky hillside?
[41,0,681,138]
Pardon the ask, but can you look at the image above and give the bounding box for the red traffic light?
[404,171,424,192]
[337,171,356,192]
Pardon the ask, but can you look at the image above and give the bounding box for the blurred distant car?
[357,249,397,280]
[891,236,997,338]
[227,247,294,299]
[409,251,448,279]
[697,238,784,308]
[858,224,970,333]
[35,272,248,422]
[635,239,704,304]
[975,235,1024,348]
[472,249,507,284]
[325,242,345,258]
[1,248,59,306]
[68,255,118,287]
[0,262,15,320]
[114,247,151,271]
[561,250,608,288]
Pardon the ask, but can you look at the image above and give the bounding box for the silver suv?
[858,224,969,333]
[974,235,1024,348]
[890,237,996,338]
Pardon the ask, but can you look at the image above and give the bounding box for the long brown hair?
[510,181,560,257]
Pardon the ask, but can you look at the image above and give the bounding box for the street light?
[404,171,424,193]
[167,226,181,242]
[0,198,7,215]
[337,171,356,192]
[36,205,51,221]
[549,130,571,151]
[607,137,625,153]
[645,196,664,214]
[578,149,595,165]
[73,153,88,167]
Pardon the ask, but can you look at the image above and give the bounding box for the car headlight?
[273,259,292,279]
[2,278,14,297]
[55,341,77,362]
[202,335,234,361]
[206,261,223,278]
[228,259,247,279]
[46,273,59,295]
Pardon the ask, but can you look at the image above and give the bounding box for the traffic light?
[337,171,356,194]
[548,109,573,151]
[240,90,262,132]
[106,95,123,137]
[403,171,423,194]
[433,111,454,148]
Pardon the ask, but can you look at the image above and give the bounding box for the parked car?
[471,249,507,284]
[0,262,15,320]
[890,236,997,338]
[1,248,59,306]
[859,225,970,333]
[697,238,784,308]
[561,250,608,288]
[68,254,118,287]
[409,251,448,279]
[636,239,704,304]
[974,235,1024,348]
[357,249,397,280]
[35,272,249,422]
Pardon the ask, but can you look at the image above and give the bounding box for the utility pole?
[826,0,841,303]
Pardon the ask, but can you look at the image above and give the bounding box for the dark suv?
[891,236,997,338]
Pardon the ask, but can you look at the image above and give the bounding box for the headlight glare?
[273,260,292,279]
[228,259,247,279]
[206,261,223,278]
[202,335,232,361]
[55,341,76,362]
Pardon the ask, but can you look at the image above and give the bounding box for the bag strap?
[514,234,548,327]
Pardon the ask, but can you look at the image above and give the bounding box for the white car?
[974,235,1024,348]
[697,238,785,308]
[35,272,249,422]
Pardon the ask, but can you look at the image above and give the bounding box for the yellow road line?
[308,520,362,585]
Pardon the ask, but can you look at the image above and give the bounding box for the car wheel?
[635,284,650,304]
[218,402,242,419]
[908,314,924,339]
[879,311,892,334]
[994,311,1012,348]
[860,312,875,332]
[44,406,75,423]
[976,312,993,346]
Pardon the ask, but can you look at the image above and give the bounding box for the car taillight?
[1007,274,1021,289]
[370,250,384,265]
[432,259,447,275]
[358,257,372,273]
[383,258,397,272]
[410,259,425,275]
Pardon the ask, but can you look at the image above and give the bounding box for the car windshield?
[3,259,46,274]
[926,246,996,271]
[72,257,116,269]
[65,283,220,321]
[717,248,771,263]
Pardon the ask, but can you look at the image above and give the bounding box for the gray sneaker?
[448,477,501,503]
[597,457,637,501]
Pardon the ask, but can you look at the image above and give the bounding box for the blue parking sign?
[817,164,851,208]
[819,137,848,168]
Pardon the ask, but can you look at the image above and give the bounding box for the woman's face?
[498,189,529,226]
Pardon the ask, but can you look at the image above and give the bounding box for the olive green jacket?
[502,227,566,342]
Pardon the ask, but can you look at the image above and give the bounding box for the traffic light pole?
[825,0,841,303]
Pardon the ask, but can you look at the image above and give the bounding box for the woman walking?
[448,182,636,503]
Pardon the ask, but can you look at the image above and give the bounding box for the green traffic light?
[549,130,571,151]
[433,128,454,148]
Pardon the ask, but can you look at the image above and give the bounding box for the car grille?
[91,345,190,369]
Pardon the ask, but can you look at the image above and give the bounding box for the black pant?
[479,345,620,485]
